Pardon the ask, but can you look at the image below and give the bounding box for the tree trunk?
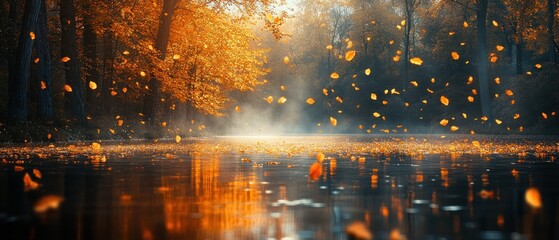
[60,0,85,122]
[403,0,411,90]
[36,0,53,121]
[476,0,492,120]
[516,42,523,75]
[548,0,556,63]
[83,1,99,114]
[143,0,177,126]
[8,0,41,122]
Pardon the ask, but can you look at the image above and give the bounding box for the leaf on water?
[490,55,498,63]
[89,81,97,90]
[410,57,423,65]
[439,119,449,127]
[330,117,337,126]
[467,76,474,84]
[492,20,499,27]
[34,58,40,63]
[365,68,371,76]
[392,55,400,62]
[535,63,542,69]
[451,52,460,60]
[330,72,340,79]
[33,169,42,179]
[542,112,548,119]
[265,96,273,104]
[278,96,287,104]
[525,188,542,208]
[450,126,459,132]
[495,119,502,125]
[61,57,71,62]
[283,56,289,64]
[175,135,181,143]
[34,195,64,214]
[495,77,501,84]
[280,85,286,91]
[306,98,315,105]
[309,162,322,181]
[117,119,124,126]
[64,84,73,92]
[463,21,469,28]
[440,96,449,106]
[345,50,356,61]
[347,41,353,49]
[91,142,101,150]
[322,88,329,96]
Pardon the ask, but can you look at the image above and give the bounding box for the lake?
[1,135,558,239]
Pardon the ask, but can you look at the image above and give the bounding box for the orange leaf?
[451,52,460,60]
[525,188,542,208]
[330,117,337,126]
[64,84,73,92]
[61,56,71,62]
[440,96,449,106]
[330,72,340,79]
[410,57,423,65]
[309,162,322,181]
[439,119,449,127]
[89,81,97,90]
[306,98,315,105]
[345,50,356,61]
[29,32,36,40]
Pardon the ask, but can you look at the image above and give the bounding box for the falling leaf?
[322,88,329,96]
[23,173,39,190]
[34,195,64,214]
[61,56,71,62]
[439,119,449,127]
[450,126,459,131]
[64,84,73,92]
[505,90,513,96]
[410,81,418,87]
[33,169,42,179]
[29,32,36,40]
[463,21,469,28]
[495,119,502,125]
[265,96,273,104]
[451,52,460,60]
[336,96,343,103]
[345,50,356,61]
[535,63,542,69]
[175,135,181,143]
[306,98,315,105]
[110,91,117,96]
[117,119,124,126]
[283,56,290,64]
[496,45,505,51]
[440,96,449,106]
[370,93,377,100]
[330,72,339,79]
[309,162,322,180]
[410,57,423,65]
[373,112,381,118]
[330,117,337,126]
[40,81,47,90]
[278,96,287,104]
[47,133,52,139]
[481,116,488,121]
[235,106,240,112]
[365,68,371,75]
[89,81,97,90]
[542,112,548,119]
[525,188,542,208]
[122,87,127,93]
[468,96,475,102]
[492,20,499,27]
[91,142,101,150]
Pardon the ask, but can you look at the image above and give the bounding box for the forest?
[1,0,559,141]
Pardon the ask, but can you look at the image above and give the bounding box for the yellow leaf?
[373,112,381,118]
[265,96,273,104]
[330,117,337,126]
[450,126,459,132]
[175,135,181,143]
[89,81,97,90]
[283,56,290,64]
[492,20,499,27]
[29,32,35,40]
[401,20,406,26]
[370,93,377,100]
[467,76,473,84]
[278,96,287,104]
[306,98,315,105]
[410,57,423,65]
[109,129,116,134]
[496,45,504,51]
[410,81,418,87]
[481,116,488,121]
[322,88,329,96]
[330,72,339,79]
[495,119,502,125]
[335,96,343,103]
[439,119,449,127]
[393,55,401,62]
[61,56,71,62]
[440,96,449,106]
[235,106,240,112]
[514,113,520,119]
[123,51,130,55]
[345,51,356,61]
[64,84,73,92]
[495,77,501,84]
[364,68,371,76]
[451,52,460,60]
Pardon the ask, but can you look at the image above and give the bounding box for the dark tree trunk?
[548,0,556,63]
[8,0,41,122]
[516,42,523,75]
[83,1,99,114]
[403,1,411,91]
[143,0,177,126]
[36,0,53,121]
[101,30,114,113]
[476,0,492,120]
[60,0,85,122]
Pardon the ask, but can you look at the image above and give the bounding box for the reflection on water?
[1,136,559,239]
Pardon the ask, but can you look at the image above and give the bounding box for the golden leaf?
[140,71,146,77]
[492,20,499,27]
[451,52,460,60]
[61,56,71,62]
[373,112,381,118]
[370,93,377,100]
[309,162,322,180]
[316,153,325,162]
[392,55,400,62]
[542,112,548,119]
[364,68,371,76]
[64,84,73,92]
[280,85,286,91]
[335,96,343,103]
[410,81,418,87]
[535,63,542,69]
[505,90,513,96]
[410,57,423,65]
[29,32,36,40]
[440,96,449,106]
[439,119,449,126]
[306,98,315,105]
[265,96,273,104]
[345,51,356,61]
[495,119,502,125]
[472,141,481,148]
[326,45,333,50]
[330,117,337,126]
[235,106,240,112]
[468,96,475,102]
[463,21,469,28]
[525,188,542,208]
[330,72,340,79]
[283,56,290,64]
[347,41,353,49]
[278,96,287,104]
[495,77,501,84]
[490,56,498,63]
[40,81,47,90]
[89,81,97,90]
[496,45,504,51]
[450,126,459,131]
[322,88,329,96]
[175,135,181,143]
